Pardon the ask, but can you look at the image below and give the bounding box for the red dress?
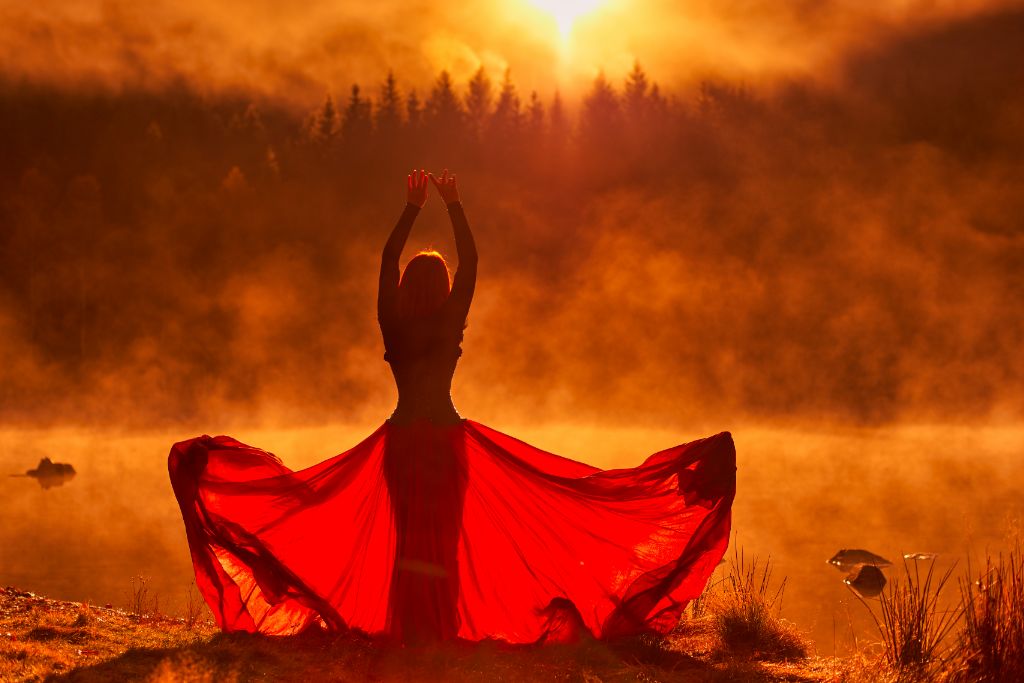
[168,420,735,642]
[168,202,736,643]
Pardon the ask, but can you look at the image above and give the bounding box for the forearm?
[446,201,477,269]
[382,202,421,264]
[379,202,419,323]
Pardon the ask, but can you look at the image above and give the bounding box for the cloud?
[1,0,1020,107]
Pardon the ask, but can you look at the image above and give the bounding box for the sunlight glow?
[527,0,606,39]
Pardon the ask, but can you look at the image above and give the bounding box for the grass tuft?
[950,543,1024,682]
[183,581,208,631]
[73,602,92,627]
[854,558,959,679]
[711,546,808,661]
[125,575,159,621]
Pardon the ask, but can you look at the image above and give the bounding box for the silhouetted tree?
[489,69,522,149]
[309,94,339,146]
[230,103,266,140]
[649,83,668,116]
[426,71,464,144]
[465,67,493,142]
[624,62,649,119]
[342,84,372,147]
[406,89,423,132]
[375,71,403,139]
[698,80,756,122]
[526,91,544,138]
[581,72,621,148]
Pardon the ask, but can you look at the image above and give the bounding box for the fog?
[3,8,1023,427]
[3,422,1021,650]
[1,0,1023,651]
[1,1,1021,104]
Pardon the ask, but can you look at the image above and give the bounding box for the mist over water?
[1,0,1023,653]
[3,421,1021,651]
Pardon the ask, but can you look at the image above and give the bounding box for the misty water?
[2,420,1021,653]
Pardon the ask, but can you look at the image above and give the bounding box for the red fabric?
[168,420,735,643]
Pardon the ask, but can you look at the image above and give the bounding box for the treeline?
[292,64,690,175]
[2,62,765,205]
[0,39,1022,426]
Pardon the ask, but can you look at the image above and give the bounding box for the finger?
[428,173,441,189]
[407,174,413,189]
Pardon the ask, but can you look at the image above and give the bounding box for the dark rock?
[828,548,892,572]
[903,552,938,561]
[845,564,887,598]
[23,457,77,489]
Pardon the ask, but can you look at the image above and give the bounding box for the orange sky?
[0,0,1013,106]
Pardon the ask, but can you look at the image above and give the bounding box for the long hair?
[398,251,451,318]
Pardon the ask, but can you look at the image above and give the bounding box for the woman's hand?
[407,169,429,208]
[429,169,460,205]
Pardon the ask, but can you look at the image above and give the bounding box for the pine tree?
[465,67,493,140]
[624,61,650,125]
[426,71,464,140]
[310,94,338,145]
[526,91,545,138]
[376,71,403,138]
[342,84,373,145]
[231,102,266,139]
[581,71,620,142]
[489,69,522,143]
[406,90,423,131]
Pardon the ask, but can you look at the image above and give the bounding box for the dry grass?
[0,584,839,682]
[183,582,207,632]
[0,586,217,682]
[709,546,809,661]
[853,558,960,679]
[688,565,725,620]
[125,575,157,621]
[948,544,1024,682]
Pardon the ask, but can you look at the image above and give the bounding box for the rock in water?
[845,564,887,598]
[24,457,77,489]
[828,549,893,572]
[903,552,938,561]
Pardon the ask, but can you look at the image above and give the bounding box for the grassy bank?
[1,585,843,682]
[5,542,1021,681]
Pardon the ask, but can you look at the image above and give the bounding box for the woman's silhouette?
[379,169,473,642]
[169,171,736,644]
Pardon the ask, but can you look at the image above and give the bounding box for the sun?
[526,0,606,40]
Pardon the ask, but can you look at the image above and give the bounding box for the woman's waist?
[389,394,462,426]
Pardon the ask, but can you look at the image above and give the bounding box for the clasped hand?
[407,168,460,208]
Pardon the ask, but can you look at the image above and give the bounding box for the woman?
[168,170,736,645]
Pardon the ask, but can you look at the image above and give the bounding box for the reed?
[854,558,959,678]
[949,544,1024,682]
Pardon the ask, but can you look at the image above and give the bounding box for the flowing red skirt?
[168,420,735,644]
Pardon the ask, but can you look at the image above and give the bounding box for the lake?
[3,419,1021,652]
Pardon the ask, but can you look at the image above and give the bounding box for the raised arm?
[431,170,477,321]
[378,170,429,326]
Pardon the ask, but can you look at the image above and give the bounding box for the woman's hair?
[397,250,451,318]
